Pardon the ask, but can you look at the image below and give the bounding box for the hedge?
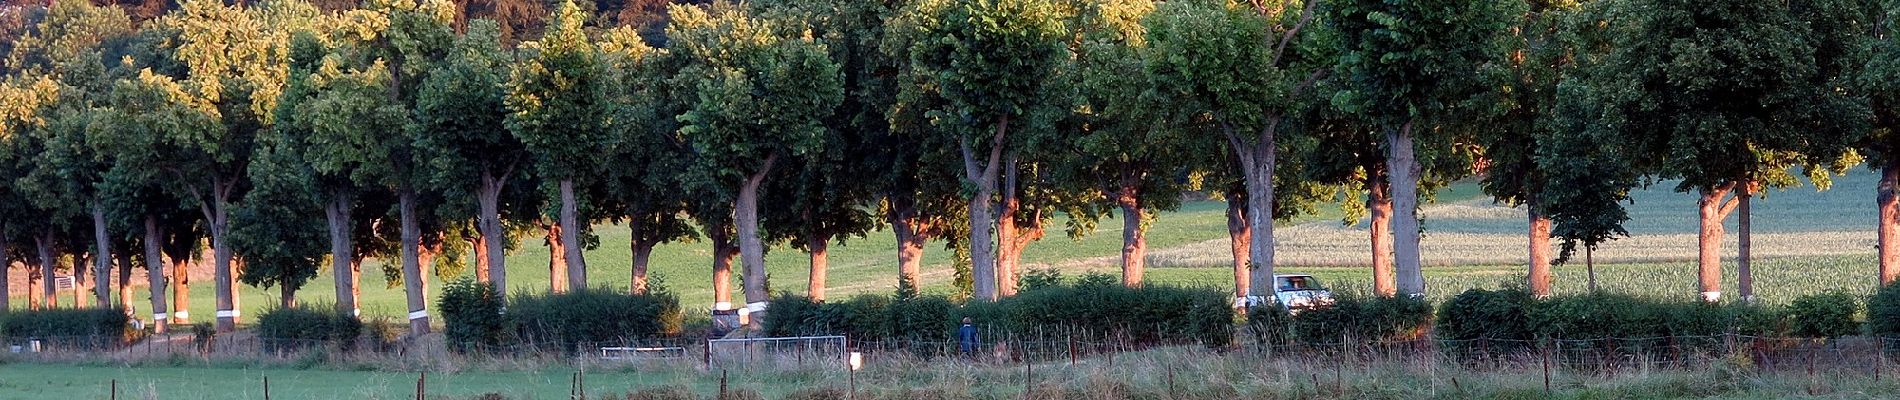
[439,276,507,353]
[766,274,1232,349]
[506,287,684,352]
[0,307,135,349]
[255,304,361,351]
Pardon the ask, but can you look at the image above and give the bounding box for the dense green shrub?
[886,294,956,342]
[763,294,890,340]
[508,287,683,352]
[1246,303,1292,348]
[1019,268,1063,293]
[1290,294,1431,344]
[763,281,1233,349]
[971,283,1231,347]
[1436,288,1535,350]
[1867,282,1900,339]
[1529,293,1779,340]
[1789,290,1860,339]
[256,304,361,351]
[439,277,507,352]
[0,307,134,348]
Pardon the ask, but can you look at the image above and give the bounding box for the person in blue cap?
[957,316,980,358]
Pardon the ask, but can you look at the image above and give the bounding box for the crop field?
[6,171,1885,319]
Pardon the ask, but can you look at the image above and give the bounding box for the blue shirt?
[957,323,980,353]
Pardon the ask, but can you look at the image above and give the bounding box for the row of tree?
[0,0,1890,337]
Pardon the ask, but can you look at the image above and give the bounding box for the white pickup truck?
[1238,274,1337,312]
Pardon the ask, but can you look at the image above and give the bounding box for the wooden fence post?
[1542,337,1552,395]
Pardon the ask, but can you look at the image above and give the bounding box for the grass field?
[5,170,1887,321]
[5,345,1900,400]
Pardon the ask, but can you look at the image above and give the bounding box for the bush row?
[1247,294,1434,347]
[255,304,362,351]
[0,307,135,348]
[437,277,686,353]
[1429,287,1884,355]
[764,273,1233,348]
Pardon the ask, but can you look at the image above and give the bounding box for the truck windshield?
[1277,276,1324,291]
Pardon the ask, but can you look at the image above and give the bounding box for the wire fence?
[6,331,1900,380]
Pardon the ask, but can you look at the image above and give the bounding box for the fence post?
[1023,354,1033,400]
[111,379,118,400]
[262,376,269,400]
[415,372,426,400]
[1541,336,1552,395]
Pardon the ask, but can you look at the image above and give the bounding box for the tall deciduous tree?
[752,0,886,303]
[596,26,699,296]
[1555,0,1865,301]
[878,0,967,293]
[1865,0,1900,285]
[7,0,135,309]
[1330,0,1518,297]
[507,0,610,292]
[668,1,843,311]
[905,0,1067,301]
[1145,0,1325,300]
[0,75,62,311]
[1475,0,1589,298]
[417,19,525,293]
[135,0,317,331]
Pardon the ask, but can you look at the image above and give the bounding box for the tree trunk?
[171,255,190,324]
[996,154,1021,297]
[631,237,655,295]
[471,236,488,283]
[40,230,59,309]
[92,204,113,306]
[1117,186,1145,287]
[399,188,431,335]
[0,230,8,312]
[279,282,296,309]
[1368,178,1396,297]
[1387,124,1425,297]
[1226,122,1279,303]
[559,179,586,290]
[73,254,88,308]
[808,233,830,302]
[478,170,507,291]
[143,217,169,333]
[1880,158,1900,285]
[116,251,133,310]
[26,263,38,310]
[209,195,238,332]
[962,117,1009,301]
[890,194,927,289]
[325,191,357,317]
[1225,191,1251,301]
[1586,246,1597,292]
[0,223,9,312]
[547,220,568,293]
[737,154,778,309]
[710,224,735,310]
[1528,206,1553,298]
[1738,189,1753,302]
[1696,184,1736,302]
